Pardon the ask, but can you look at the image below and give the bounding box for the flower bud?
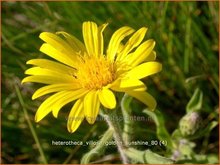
[179,112,202,137]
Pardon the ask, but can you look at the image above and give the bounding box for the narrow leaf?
[125,148,174,164]
[186,88,203,112]
[143,109,173,149]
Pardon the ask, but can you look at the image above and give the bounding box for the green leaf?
[206,154,219,164]
[194,154,219,164]
[125,148,174,164]
[171,129,182,142]
[143,109,173,149]
[186,88,203,113]
[178,139,195,159]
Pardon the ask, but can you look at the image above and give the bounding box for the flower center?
[76,56,116,89]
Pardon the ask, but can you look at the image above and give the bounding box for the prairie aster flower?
[22,21,162,133]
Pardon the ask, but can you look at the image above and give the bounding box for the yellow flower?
[22,21,162,133]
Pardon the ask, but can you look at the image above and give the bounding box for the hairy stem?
[101,109,129,164]
[81,128,113,164]
[121,94,133,146]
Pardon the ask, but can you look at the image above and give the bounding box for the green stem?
[121,94,133,146]
[63,125,97,164]
[81,128,113,164]
[101,109,129,164]
[15,84,48,164]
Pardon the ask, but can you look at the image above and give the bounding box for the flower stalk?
[81,128,114,164]
[121,94,133,146]
[101,109,129,164]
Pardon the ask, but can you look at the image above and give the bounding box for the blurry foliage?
[1,1,219,164]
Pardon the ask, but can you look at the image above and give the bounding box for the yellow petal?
[98,88,116,109]
[84,90,100,124]
[32,83,80,100]
[39,32,76,55]
[83,21,107,57]
[25,67,74,81]
[126,91,157,110]
[127,39,155,67]
[111,78,147,92]
[107,26,135,61]
[35,91,69,122]
[145,51,156,62]
[98,23,108,56]
[52,88,88,118]
[26,59,76,75]
[126,62,162,79]
[56,31,86,53]
[21,75,75,84]
[40,43,77,68]
[67,98,84,133]
[117,27,148,61]
[117,43,125,53]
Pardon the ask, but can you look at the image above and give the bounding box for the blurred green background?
[1,1,219,164]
